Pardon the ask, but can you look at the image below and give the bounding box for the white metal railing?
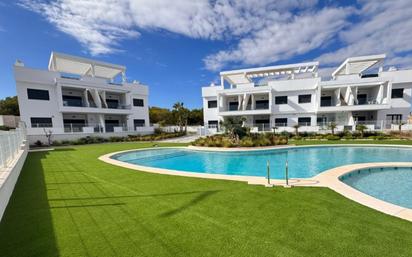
[0,123,26,168]
[31,123,153,134]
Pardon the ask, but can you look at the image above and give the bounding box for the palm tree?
[398,121,405,132]
[328,122,337,135]
[293,124,300,137]
[172,102,189,133]
[356,124,367,138]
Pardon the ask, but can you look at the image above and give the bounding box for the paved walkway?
[157,134,201,143]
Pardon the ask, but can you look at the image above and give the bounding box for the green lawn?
[1,142,412,257]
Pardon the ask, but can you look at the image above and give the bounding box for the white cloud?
[204,7,351,71]
[19,0,319,56]
[19,0,139,55]
[18,0,412,71]
[317,0,412,69]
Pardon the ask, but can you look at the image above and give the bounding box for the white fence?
[0,123,28,221]
[0,125,26,168]
[200,120,412,136]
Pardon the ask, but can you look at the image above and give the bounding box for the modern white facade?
[202,54,412,133]
[14,52,153,142]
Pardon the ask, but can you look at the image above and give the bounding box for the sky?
[0,0,412,109]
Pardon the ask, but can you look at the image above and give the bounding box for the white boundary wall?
[0,126,28,221]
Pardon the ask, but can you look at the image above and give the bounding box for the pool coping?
[99,144,412,222]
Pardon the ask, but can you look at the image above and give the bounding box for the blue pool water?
[341,167,412,209]
[111,146,412,179]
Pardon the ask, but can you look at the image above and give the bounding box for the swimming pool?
[340,167,412,209]
[111,146,412,179]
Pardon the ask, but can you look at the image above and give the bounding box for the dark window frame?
[391,88,404,99]
[106,99,119,109]
[298,117,311,126]
[30,117,53,128]
[255,99,269,109]
[320,96,332,107]
[133,119,145,127]
[133,98,144,107]
[27,88,50,100]
[208,100,217,108]
[298,94,312,104]
[228,101,239,111]
[274,118,287,127]
[275,96,288,105]
[62,95,83,107]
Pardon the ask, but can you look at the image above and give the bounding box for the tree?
[221,116,246,141]
[356,124,367,138]
[172,102,189,133]
[188,108,203,125]
[398,121,406,132]
[293,124,300,136]
[43,128,53,146]
[0,96,19,116]
[328,122,337,135]
[149,107,172,125]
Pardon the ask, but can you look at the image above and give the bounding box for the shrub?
[192,134,288,148]
[0,125,11,131]
[51,140,62,146]
[34,140,43,147]
[343,133,353,140]
[326,135,341,141]
[240,137,254,147]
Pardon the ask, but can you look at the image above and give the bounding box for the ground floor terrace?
[210,110,412,133]
[1,142,412,257]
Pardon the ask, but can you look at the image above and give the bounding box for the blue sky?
[1,0,411,109]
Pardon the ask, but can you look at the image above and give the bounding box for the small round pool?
[340,167,412,209]
[111,146,412,179]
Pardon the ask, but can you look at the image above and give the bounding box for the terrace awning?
[332,54,386,78]
[48,52,126,79]
[220,62,319,85]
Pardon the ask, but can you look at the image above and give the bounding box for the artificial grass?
[0,142,411,257]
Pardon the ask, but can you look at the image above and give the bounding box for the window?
[357,94,367,105]
[134,119,145,128]
[255,100,269,109]
[133,98,144,107]
[392,88,404,98]
[275,96,287,104]
[298,94,311,104]
[62,95,83,107]
[228,102,238,111]
[298,117,311,126]
[27,88,49,100]
[386,114,402,124]
[106,99,119,109]
[320,96,332,106]
[208,100,217,108]
[274,118,287,127]
[208,120,219,128]
[30,117,52,128]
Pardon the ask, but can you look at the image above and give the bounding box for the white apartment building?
[14,52,153,143]
[202,54,412,133]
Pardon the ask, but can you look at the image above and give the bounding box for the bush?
[192,134,288,148]
[326,135,341,141]
[240,137,254,147]
[34,140,43,147]
[0,125,11,131]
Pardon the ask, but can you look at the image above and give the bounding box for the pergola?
[332,54,386,78]
[219,62,319,86]
[48,52,126,81]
